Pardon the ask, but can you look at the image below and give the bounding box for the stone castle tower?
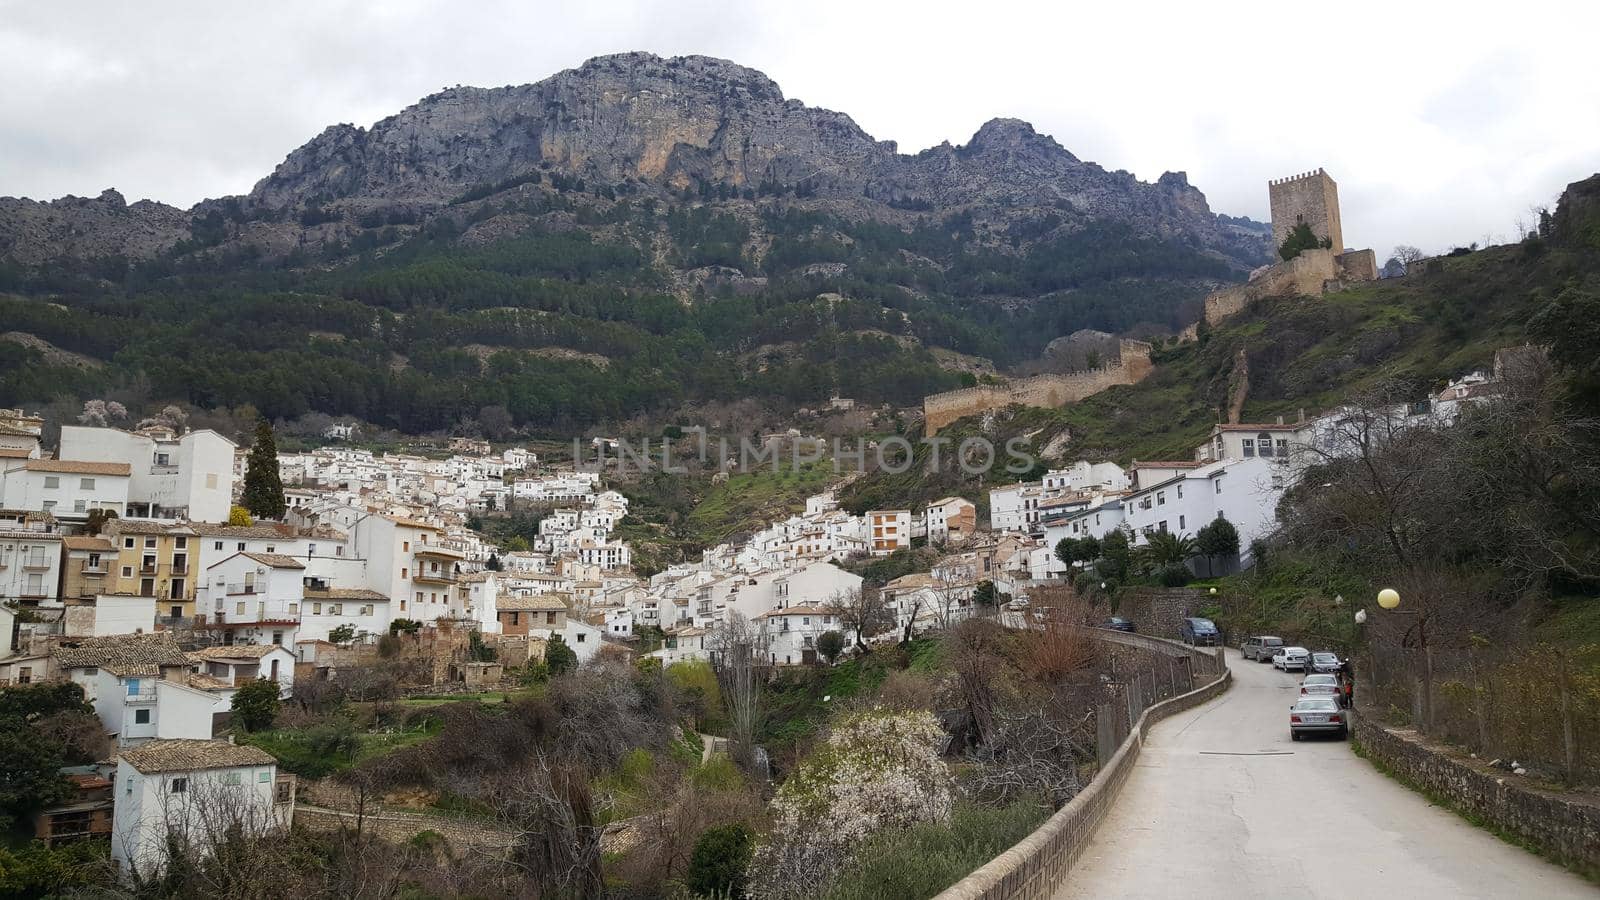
[1268,168,1343,254]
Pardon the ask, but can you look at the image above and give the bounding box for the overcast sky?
[4,0,1597,255]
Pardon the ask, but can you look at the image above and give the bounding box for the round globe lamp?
[1377,588,1400,610]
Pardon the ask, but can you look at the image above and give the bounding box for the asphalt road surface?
[1057,649,1596,899]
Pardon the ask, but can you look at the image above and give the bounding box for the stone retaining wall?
[1352,714,1600,879]
[935,636,1230,900]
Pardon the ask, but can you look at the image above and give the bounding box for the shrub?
[818,799,1049,900]
[231,678,282,732]
[1157,563,1192,587]
[688,823,754,898]
[545,634,578,676]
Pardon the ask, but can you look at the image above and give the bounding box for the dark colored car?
[1181,617,1220,646]
[1106,617,1136,632]
[1241,635,1284,662]
[1309,651,1343,674]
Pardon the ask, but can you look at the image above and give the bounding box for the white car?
[1273,646,1310,671]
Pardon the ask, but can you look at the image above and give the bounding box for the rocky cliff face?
[2,52,1269,269]
[0,189,188,267]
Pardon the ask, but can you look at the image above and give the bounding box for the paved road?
[1058,649,1596,899]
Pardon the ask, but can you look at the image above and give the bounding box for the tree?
[84,506,118,535]
[328,623,357,645]
[816,630,845,664]
[227,506,253,526]
[1053,537,1079,568]
[1141,531,1196,568]
[231,678,281,732]
[544,634,578,676]
[1195,517,1241,575]
[971,580,1000,619]
[1392,244,1425,272]
[1278,221,1333,261]
[240,419,286,520]
[0,727,72,831]
[468,631,497,662]
[486,553,503,571]
[830,587,889,651]
[1097,528,1133,582]
[687,822,753,898]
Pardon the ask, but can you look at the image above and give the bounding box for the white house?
[1120,455,1286,567]
[0,529,63,608]
[0,458,130,524]
[59,425,236,523]
[55,634,214,747]
[188,645,295,697]
[924,497,977,546]
[202,552,304,647]
[112,739,292,878]
[866,509,911,556]
[756,604,848,666]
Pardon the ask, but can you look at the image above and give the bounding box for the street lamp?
[1209,587,1217,596]
[1378,588,1400,609]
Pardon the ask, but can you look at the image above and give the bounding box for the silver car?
[1299,673,1340,701]
[1290,697,1347,739]
[1241,635,1284,662]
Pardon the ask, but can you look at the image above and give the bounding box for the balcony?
[125,687,157,704]
[412,570,456,586]
[23,559,52,571]
[139,564,158,576]
[226,584,260,596]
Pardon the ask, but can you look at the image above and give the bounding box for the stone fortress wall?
[1202,167,1377,328]
[923,339,1153,432]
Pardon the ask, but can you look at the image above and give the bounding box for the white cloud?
[2,0,1596,255]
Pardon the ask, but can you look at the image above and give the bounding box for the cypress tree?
[241,419,286,520]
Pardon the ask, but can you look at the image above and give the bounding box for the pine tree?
[241,419,286,520]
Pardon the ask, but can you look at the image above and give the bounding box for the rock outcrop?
[2,52,1271,269]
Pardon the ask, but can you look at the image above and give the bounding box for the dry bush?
[876,669,939,712]
[608,777,767,894]
[1021,596,1099,683]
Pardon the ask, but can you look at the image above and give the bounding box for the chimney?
[1276,415,1285,426]
[1297,408,1305,423]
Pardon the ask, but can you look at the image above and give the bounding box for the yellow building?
[105,521,198,622]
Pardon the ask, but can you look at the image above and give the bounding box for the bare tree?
[1392,244,1425,272]
[710,613,768,775]
[830,586,888,651]
[496,753,605,899]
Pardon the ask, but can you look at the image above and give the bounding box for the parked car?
[1007,597,1031,611]
[1273,646,1310,671]
[1180,617,1220,646]
[1105,617,1136,632]
[1241,635,1284,662]
[1299,673,1341,701]
[1309,651,1342,674]
[1290,697,1347,740]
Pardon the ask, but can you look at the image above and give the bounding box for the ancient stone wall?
[1114,587,1212,640]
[1268,168,1343,254]
[1352,714,1600,879]
[923,340,1153,432]
[1202,249,1339,325]
[1335,248,1377,281]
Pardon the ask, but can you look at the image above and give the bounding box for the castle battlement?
[1268,168,1331,188]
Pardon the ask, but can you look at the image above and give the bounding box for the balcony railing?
[139,564,158,576]
[226,584,259,596]
[23,559,52,571]
[125,687,157,704]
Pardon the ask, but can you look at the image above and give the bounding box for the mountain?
[0,53,1274,434]
[3,53,1267,271]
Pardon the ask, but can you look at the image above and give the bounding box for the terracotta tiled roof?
[1130,460,1202,468]
[499,595,569,612]
[119,739,276,774]
[241,552,304,570]
[191,523,296,539]
[1211,423,1306,432]
[755,604,836,618]
[185,673,235,691]
[63,536,115,551]
[191,644,282,660]
[112,520,195,536]
[0,447,34,459]
[24,459,131,476]
[304,587,388,601]
[53,634,190,676]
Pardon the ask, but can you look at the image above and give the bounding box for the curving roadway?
[1055,649,1596,899]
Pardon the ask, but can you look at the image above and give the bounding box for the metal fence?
[1362,642,1600,785]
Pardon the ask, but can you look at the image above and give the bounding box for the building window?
[170,778,188,794]
[80,477,95,490]
[214,541,223,551]
[44,476,60,489]
[1257,434,1274,458]
[401,568,408,579]
[258,771,271,783]
[206,473,218,489]
[121,566,133,578]
[1179,515,1186,530]
[126,678,141,696]
[42,500,56,512]
[145,537,156,549]
[135,708,151,724]
[312,603,321,615]
[124,537,135,549]
[1276,439,1289,456]
[1242,439,1255,457]
[170,579,185,600]
[1157,491,1165,506]
[237,542,245,551]
[1177,485,1183,499]
[1215,479,1223,494]
[576,633,586,643]
[222,772,242,786]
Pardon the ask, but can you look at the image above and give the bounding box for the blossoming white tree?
[750,707,953,898]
